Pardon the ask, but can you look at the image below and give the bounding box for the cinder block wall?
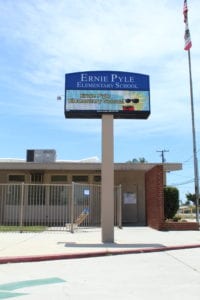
[145,165,164,230]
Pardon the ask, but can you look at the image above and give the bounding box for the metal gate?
[0,183,122,231]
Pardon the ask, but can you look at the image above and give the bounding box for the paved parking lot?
[1,248,200,299]
[0,227,200,299]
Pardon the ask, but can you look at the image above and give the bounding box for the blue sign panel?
[65,71,150,119]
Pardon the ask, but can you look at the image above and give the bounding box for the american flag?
[183,0,192,50]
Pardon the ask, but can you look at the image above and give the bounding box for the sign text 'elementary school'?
[64,71,150,119]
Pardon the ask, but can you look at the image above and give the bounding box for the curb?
[1,244,200,264]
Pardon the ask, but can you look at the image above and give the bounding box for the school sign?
[64,71,150,119]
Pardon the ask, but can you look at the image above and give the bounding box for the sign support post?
[64,71,150,242]
[101,114,114,243]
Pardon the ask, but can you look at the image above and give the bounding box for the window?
[7,175,25,205]
[50,175,68,205]
[8,175,25,182]
[72,175,88,182]
[49,185,69,205]
[31,173,43,183]
[28,173,45,205]
[51,175,67,182]
[6,185,22,205]
[28,185,45,205]
[93,175,101,182]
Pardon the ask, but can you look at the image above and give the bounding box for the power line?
[169,176,200,187]
[183,149,200,164]
[169,179,194,186]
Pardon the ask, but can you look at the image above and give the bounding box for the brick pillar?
[145,165,164,230]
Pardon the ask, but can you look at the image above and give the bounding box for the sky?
[0,0,200,202]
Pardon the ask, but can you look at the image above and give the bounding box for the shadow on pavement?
[61,242,165,249]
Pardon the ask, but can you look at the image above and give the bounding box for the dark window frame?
[72,175,89,183]
[51,175,68,182]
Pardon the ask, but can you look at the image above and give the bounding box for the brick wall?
[145,165,199,231]
[145,165,164,230]
[162,221,199,231]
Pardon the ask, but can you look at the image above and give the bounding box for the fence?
[0,183,122,231]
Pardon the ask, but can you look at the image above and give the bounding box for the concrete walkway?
[0,227,200,264]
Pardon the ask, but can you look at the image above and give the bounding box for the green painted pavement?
[0,277,65,299]
[0,291,27,299]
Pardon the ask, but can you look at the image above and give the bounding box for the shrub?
[164,186,179,219]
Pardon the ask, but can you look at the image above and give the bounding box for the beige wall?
[0,168,146,225]
[115,170,146,225]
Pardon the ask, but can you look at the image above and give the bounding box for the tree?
[138,157,147,163]
[126,157,148,163]
[185,192,196,205]
[164,186,179,219]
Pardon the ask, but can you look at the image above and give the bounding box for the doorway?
[122,185,138,225]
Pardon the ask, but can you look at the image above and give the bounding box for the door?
[122,185,138,224]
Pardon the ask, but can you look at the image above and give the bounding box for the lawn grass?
[0,226,46,232]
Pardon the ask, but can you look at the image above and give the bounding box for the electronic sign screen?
[64,71,150,119]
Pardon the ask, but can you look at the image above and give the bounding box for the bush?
[164,186,179,219]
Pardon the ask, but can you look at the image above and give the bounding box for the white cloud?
[0,0,200,147]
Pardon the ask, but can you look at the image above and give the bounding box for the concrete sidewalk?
[0,227,200,264]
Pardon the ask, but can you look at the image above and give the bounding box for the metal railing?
[0,183,122,231]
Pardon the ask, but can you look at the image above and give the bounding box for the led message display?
[65,71,150,119]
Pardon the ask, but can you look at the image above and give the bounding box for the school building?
[0,150,186,231]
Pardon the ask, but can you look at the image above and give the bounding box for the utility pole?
[157,149,169,187]
[157,150,169,163]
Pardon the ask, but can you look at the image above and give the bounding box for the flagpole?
[187,48,200,223]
